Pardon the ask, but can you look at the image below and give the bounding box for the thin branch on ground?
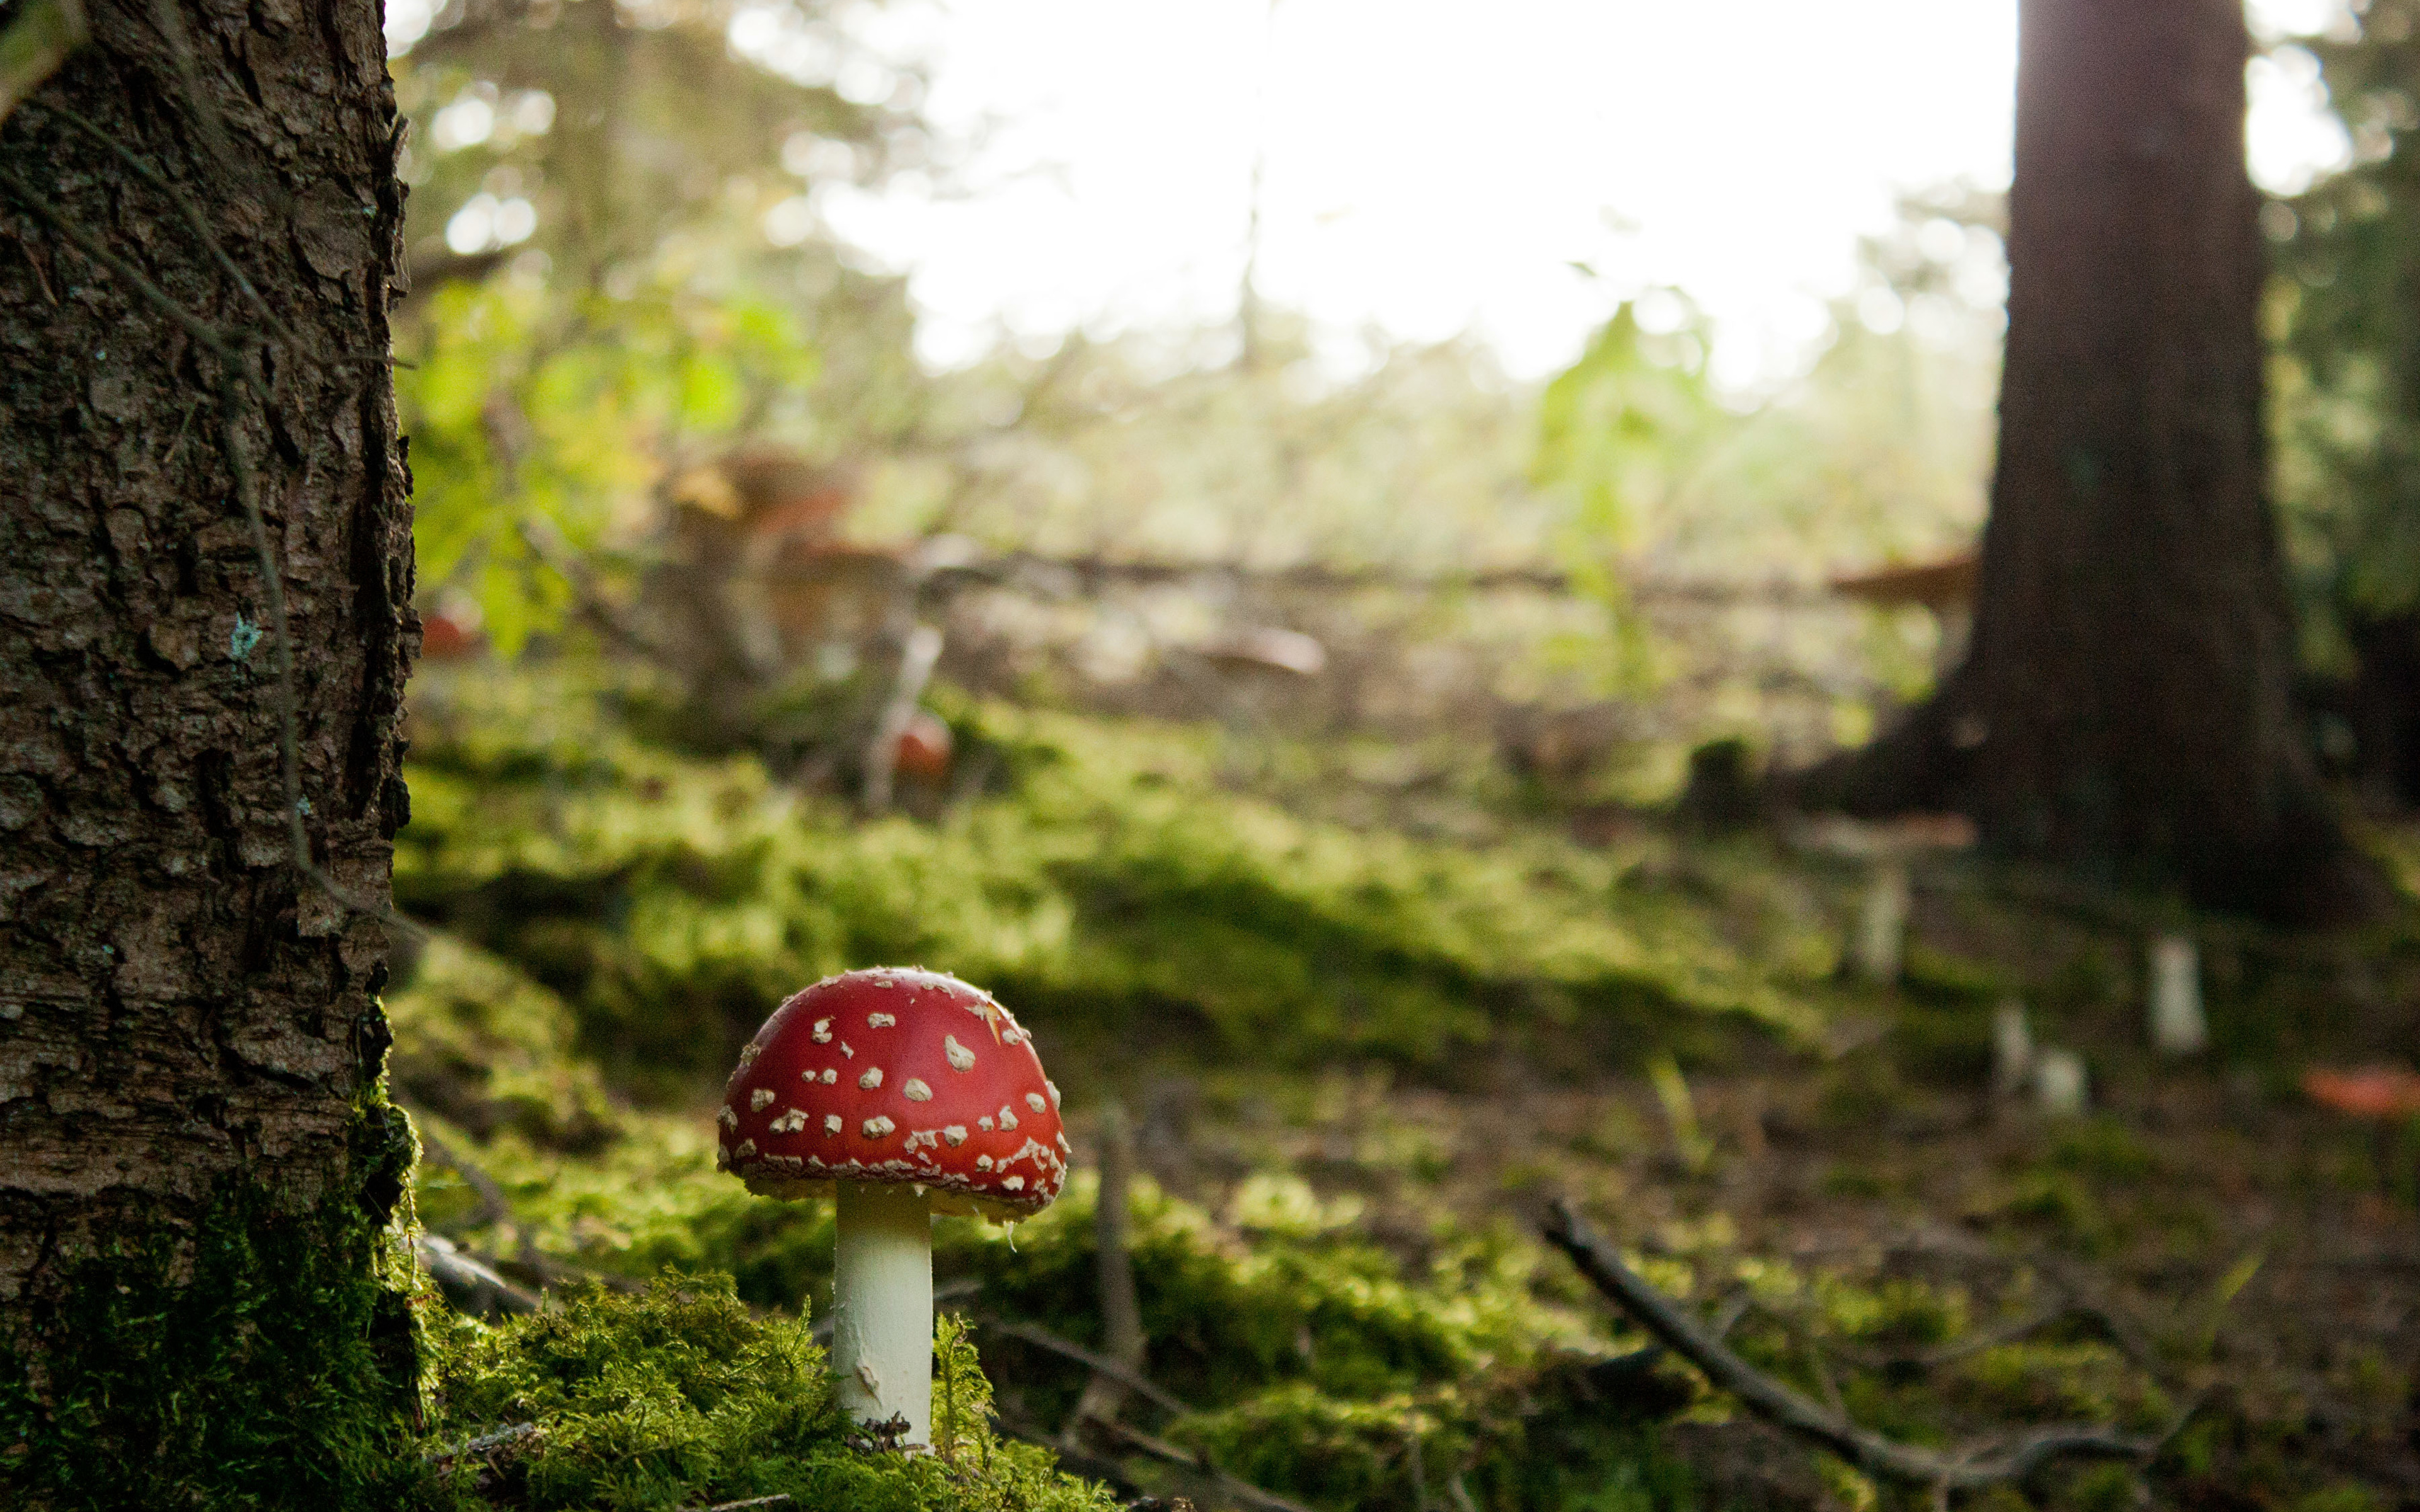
[981,1318,1194,1419]
[415,1132,518,1229]
[1836,1301,2082,1374]
[423,1421,540,1463]
[1086,1415,1320,1512]
[1068,1100,1146,1431]
[1543,1199,2175,1492]
[986,1316,1320,1512]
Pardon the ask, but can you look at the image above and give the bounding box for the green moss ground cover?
[384,666,2420,1512]
[393,665,1824,1106]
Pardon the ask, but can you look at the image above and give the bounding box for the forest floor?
[392,665,2420,1512]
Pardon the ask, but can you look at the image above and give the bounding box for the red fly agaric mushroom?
[717,967,1068,1444]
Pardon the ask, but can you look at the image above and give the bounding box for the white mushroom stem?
[1855,857,1911,985]
[831,1181,933,1444]
[2147,932,2206,1055]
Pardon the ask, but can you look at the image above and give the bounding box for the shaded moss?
[0,1176,425,1509]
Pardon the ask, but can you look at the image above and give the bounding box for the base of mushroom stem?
[831,1180,934,1445]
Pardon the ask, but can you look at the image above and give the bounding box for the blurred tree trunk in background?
[0,0,422,1494]
[1809,0,2363,920]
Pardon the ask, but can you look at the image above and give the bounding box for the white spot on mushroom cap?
[1002,1175,1026,1191]
[770,1108,810,1134]
[750,1087,775,1111]
[859,1067,884,1090]
[839,1042,855,1058]
[976,1154,993,1171]
[942,1125,967,1146]
[812,1017,832,1044]
[867,1012,896,1028]
[1046,1080,1060,1109]
[1024,1092,1047,1114]
[943,1034,976,1072]
[736,1138,758,1157]
[977,1115,994,1132]
[823,1113,842,1135]
[902,1078,931,1101]
[998,1104,1019,1130]
[862,1114,896,1138]
[717,1106,737,1128]
[738,1043,761,1066]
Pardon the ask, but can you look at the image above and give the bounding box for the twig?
[1088,1416,1320,1512]
[1068,1101,1146,1430]
[1836,1302,2079,1374]
[1542,1200,2165,1491]
[684,1498,792,1511]
[981,1318,1194,1419]
[424,1421,539,1462]
[415,1131,517,1229]
[1405,1422,1435,1512]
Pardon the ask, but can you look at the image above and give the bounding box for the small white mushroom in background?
[2148,932,2207,1056]
[1856,861,1911,985]
[2033,1047,2089,1117]
[1991,999,2034,1099]
[1790,813,1975,986]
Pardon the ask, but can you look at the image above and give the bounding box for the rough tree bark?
[1806,0,2358,920]
[0,0,416,1496]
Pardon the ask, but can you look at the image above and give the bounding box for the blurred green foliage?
[2272,3,2420,667]
[391,0,929,649]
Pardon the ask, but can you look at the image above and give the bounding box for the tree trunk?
[1806,0,2359,920]
[0,0,418,1497]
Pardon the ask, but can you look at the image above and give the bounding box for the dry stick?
[981,1318,1194,1419]
[1068,1100,1146,1429]
[1541,1200,2169,1492]
[1087,1416,1320,1512]
[986,1316,1321,1512]
[416,1131,517,1230]
[1836,1302,2081,1375]
[422,1420,541,1462]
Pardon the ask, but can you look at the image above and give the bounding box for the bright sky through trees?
[381,0,2358,386]
[812,0,2354,386]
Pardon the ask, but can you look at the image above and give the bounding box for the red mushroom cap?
[894,711,952,782]
[2302,1065,2420,1121]
[717,967,1069,1218]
